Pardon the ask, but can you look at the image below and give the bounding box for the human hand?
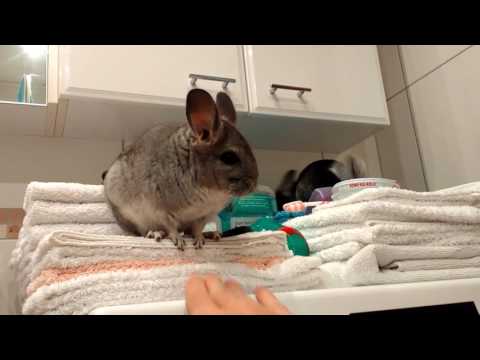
[185,274,290,315]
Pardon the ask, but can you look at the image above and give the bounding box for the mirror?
[0,45,48,105]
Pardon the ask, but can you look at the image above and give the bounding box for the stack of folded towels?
[10,182,327,315]
[11,181,480,314]
[285,181,480,286]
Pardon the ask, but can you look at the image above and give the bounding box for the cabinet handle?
[270,84,312,97]
[189,74,236,90]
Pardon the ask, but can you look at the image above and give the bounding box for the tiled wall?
[0,135,328,208]
[375,45,427,191]
[376,45,477,191]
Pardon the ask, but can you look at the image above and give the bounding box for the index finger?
[185,275,220,315]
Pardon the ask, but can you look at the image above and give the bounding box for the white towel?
[23,182,105,211]
[27,231,294,280]
[16,230,295,306]
[21,231,328,315]
[23,201,115,226]
[10,223,126,304]
[300,221,480,269]
[317,181,480,210]
[285,201,480,230]
[306,222,480,251]
[10,223,126,267]
[23,260,327,315]
[313,242,364,263]
[298,224,359,239]
[387,256,480,271]
[343,244,480,286]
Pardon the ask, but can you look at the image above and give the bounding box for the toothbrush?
[283,200,330,212]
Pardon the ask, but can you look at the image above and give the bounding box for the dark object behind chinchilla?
[275,155,367,210]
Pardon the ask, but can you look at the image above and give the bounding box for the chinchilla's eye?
[220,151,240,165]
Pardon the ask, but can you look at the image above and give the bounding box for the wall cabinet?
[242,45,388,152]
[2,46,389,153]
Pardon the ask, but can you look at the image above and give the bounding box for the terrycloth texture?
[27,231,293,279]
[24,261,326,315]
[22,231,328,315]
[343,245,480,286]
[23,182,105,211]
[300,224,361,239]
[287,201,480,229]
[307,222,480,252]
[284,183,480,286]
[314,181,480,209]
[11,223,126,267]
[11,224,127,302]
[299,221,480,268]
[286,181,480,230]
[24,201,115,226]
[13,182,333,314]
[11,182,125,305]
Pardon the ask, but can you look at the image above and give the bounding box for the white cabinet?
[240,45,389,153]
[54,45,389,153]
[57,46,248,141]
[59,45,248,111]
[244,45,387,122]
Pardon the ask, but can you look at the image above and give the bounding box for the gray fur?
[103,89,258,250]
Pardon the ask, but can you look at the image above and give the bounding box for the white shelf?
[90,278,480,315]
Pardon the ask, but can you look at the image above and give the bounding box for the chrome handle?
[189,74,236,90]
[270,84,312,97]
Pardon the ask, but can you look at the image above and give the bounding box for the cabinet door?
[59,45,248,112]
[244,45,388,124]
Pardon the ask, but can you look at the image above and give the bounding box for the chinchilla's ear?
[186,88,221,144]
[216,91,236,126]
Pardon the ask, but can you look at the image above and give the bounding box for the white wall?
[0,134,385,210]
[0,135,121,208]
[0,135,121,184]
[376,45,478,191]
[0,135,330,207]
[401,45,478,190]
[374,46,427,191]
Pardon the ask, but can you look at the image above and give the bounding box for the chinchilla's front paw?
[193,235,206,249]
[203,231,222,241]
[146,230,167,242]
[172,234,186,251]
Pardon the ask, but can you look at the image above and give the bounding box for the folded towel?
[313,242,364,263]
[315,181,480,210]
[344,244,480,286]
[23,201,115,226]
[299,224,360,239]
[23,260,327,315]
[10,223,126,267]
[306,222,480,252]
[285,201,480,230]
[298,221,480,268]
[23,182,105,211]
[387,256,480,271]
[10,223,126,304]
[27,231,294,279]
[22,231,328,315]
